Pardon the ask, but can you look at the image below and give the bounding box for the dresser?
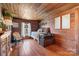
[0,31,11,56]
[39,33,54,47]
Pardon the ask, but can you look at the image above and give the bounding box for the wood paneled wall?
[75,9,79,54]
[12,17,41,33]
[51,7,79,53]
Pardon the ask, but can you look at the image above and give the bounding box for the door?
[21,22,31,37]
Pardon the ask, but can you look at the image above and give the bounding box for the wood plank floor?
[10,39,59,56]
[10,39,78,56]
[46,45,77,56]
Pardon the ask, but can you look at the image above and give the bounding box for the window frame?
[54,16,61,29]
[62,14,70,29]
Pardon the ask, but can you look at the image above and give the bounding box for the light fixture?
[3,19,13,25]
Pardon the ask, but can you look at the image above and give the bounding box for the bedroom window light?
[62,14,70,29]
[55,16,60,29]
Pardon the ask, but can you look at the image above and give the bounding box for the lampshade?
[3,19,13,25]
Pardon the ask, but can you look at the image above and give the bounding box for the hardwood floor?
[10,39,78,56]
[46,45,76,56]
[10,39,59,56]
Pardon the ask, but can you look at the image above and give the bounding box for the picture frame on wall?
[13,22,19,28]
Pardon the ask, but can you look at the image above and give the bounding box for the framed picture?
[13,22,19,28]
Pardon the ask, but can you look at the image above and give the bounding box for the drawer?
[44,39,53,47]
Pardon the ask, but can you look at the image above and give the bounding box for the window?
[62,14,70,29]
[55,17,60,29]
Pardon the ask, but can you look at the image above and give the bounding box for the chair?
[12,32,22,45]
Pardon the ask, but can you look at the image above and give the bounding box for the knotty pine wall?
[50,7,79,53]
[76,9,79,54]
[54,13,76,53]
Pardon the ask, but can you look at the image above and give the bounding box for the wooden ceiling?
[1,3,79,20]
